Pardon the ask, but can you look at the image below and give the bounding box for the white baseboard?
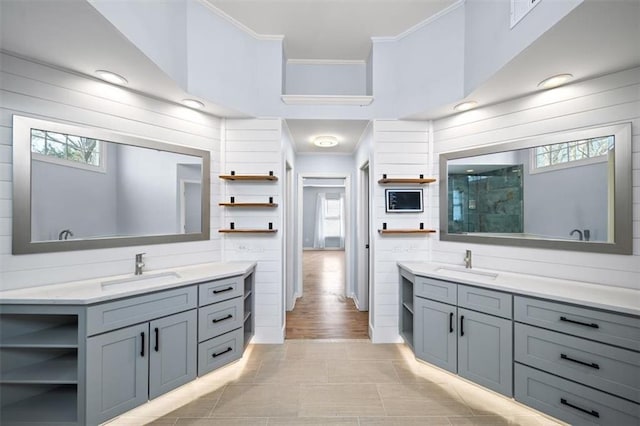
[370,325,402,344]
[253,326,285,344]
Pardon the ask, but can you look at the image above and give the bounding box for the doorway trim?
[356,161,370,312]
[179,179,201,234]
[295,173,352,303]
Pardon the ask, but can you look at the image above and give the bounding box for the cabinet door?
[414,297,457,373]
[86,323,149,425]
[458,308,513,397]
[149,310,197,399]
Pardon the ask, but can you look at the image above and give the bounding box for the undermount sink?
[101,271,182,289]
[434,266,498,280]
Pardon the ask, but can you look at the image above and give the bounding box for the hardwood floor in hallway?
[286,250,369,339]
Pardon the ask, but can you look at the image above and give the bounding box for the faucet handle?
[136,252,146,259]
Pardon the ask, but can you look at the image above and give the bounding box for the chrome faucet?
[135,253,146,275]
[464,250,472,269]
[570,229,583,241]
[58,229,74,240]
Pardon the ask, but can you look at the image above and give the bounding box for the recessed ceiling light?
[182,99,205,109]
[95,70,128,85]
[466,169,475,173]
[453,101,478,112]
[312,136,339,148]
[538,73,573,89]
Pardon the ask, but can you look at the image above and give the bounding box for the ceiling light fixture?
[95,70,128,85]
[466,169,475,173]
[182,99,205,109]
[538,73,573,89]
[453,101,478,112]
[312,136,339,148]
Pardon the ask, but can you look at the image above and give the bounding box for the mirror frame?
[439,122,632,254]
[12,115,211,254]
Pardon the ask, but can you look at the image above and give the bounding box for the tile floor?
[105,340,565,426]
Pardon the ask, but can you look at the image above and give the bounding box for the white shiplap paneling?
[0,53,222,290]
[222,118,284,343]
[432,67,640,290]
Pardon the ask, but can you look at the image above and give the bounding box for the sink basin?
[101,272,182,289]
[434,266,498,280]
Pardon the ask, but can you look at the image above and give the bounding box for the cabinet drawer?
[198,276,243,306]
[514,296,640,351]
[198,328,243,376]
[515,364,640,425]
[414,276,456,304]
[458,285,512,319]
[515,323,640,403]
[87,286,197,336]
[198,297,243,342]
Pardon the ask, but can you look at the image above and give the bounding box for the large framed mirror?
[12,115,210,254]
[439,122,632,254]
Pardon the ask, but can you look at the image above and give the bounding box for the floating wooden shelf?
[378,177,436,184]
[219,174,278,181]
[219,229,278,234]
[218,203,278,208]
[378,229,436,235]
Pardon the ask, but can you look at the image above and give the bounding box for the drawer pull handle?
[449,312,454,333]
[212,314,233,323]
[560,353,600,369]
[140,332,145,357]
[213,287,234,294]
[560,398,599,418]
[460,315,465,337]
[212,347,233,358]
[559,316,599,329]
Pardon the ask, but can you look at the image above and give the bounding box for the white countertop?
[0,262,256,305]
[398,262,640,317]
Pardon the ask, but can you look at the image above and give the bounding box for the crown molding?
[198,0,284,41]
[371,0,465,43]
[281,95,373,106]
[287,59,367,66]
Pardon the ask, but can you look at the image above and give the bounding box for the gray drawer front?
[515,323,640,403]
[458,285,512,319]
[514,296,640,351]
[87,286,197,335]
[198,328,243,376]
[414,276,456,304]
[198,276,243,306]
[515,364,640,425]
[198,297,243,342]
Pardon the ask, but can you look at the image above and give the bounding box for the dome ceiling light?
[453,100,478,112]
[538,73,573,89]
[95,70,128,85]
[312,135,339,148]
[182,99,205,109]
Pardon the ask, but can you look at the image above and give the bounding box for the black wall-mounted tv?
[385,189,423,213]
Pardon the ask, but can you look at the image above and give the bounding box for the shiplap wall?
[432,67,640,290]
[371,120,434,342]
[0,53,222,290]
[221,118,284,343]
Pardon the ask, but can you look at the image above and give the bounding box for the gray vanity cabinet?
[408,275,513,397]
[86,309,197,425]
[414,297,456,372]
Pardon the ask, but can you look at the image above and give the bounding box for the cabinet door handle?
[154,327,159,352]
[212,347,233,358]
[213,287,234,294]
[449,312,454,333]
[460,315,465,337]
[140,332,145,357]
[560,353,599,369]
[560,398,599,418]
[559,316,599,329]
[212,314,233,323]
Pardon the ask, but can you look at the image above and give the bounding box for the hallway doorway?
[286,250,368,339]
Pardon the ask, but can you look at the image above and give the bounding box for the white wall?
[285,62,367,96]
[432,67,640,290]
[371,120,432,342]
[221,118,285,343]
[0,53,222,291]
